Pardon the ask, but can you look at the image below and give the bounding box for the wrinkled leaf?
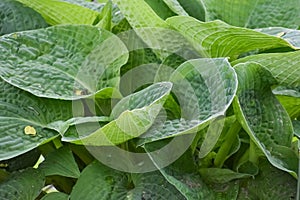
[0,0,48,36]
[41,192,69,200]
[233,62,298,177]
[0,78,83,160]
[0,168,45,200]
[0,25,128,100]
[232,51,300,87]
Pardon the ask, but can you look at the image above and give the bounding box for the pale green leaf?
[232,51,300,87]
[70,161,185,200]
[273,86,300,118]
[0,25,128,100]
[202,0,300,29]
[39,146,80,178]
[0,78,83,160]
[112,0,168,28]
[17,0,100,25]
[0,0,48,36]
[233,62,298,177]
[166,16,294,59]
[64,82,172,145]
[0,168,45,200]
[96,0,112,30]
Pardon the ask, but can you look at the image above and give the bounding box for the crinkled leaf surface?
[166,16,294,59]
[202,0,300,29]
[64,82,172,145]
[70,161,185,200]
[0,79,83,160]
[139,58,237,144]
[176,0,205,21]
[233,62,298,177]
[232,51,300,87]
[144,0,176,20]
[0,168,45,200]
[39,146,80,178]
[238,158,297,199]
[17,0,100,25]
[0,0,48,36]
[0,25,128,100]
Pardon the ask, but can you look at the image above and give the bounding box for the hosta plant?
[0,0,299,199]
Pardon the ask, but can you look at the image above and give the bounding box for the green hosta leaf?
[256,27,300,48]
[17,0,100,25]
[95,0,112,30]
[60,0,104,12]
[39,146,80,178]
[0,0,48,36]
[293,120,300,138]
[41,192,69,200]
[0,168,45,200]
[166,16,294,59]
[139,58,237,144]
[232,51,300,87]
[0,25,128,100]
[199,168,252,184]
[202,0,300,29]
[70,161,185,200]
[144,0,176,20]
[233,62,298,177]
[112,0,168,28]
[176,0,205,21]
[238,158,297,199]
[273,86,300,119]
[64,82,172,145]
[161,0,188,16]
[0,78,83,160]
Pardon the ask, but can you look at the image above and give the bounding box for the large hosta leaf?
[0,0,48,36]
[0,25,128,100]
[232,51,300,87]
[166,16,294,59]
[0,168,45,200]
[17,0,100,25]
[238,158,297,199]
[70,161,185,200]
[233,62,298,177]
[0,78,83,160]
[138,58,237,145]
[39,146,80,178]
[202,0,300,29]
[63,82,172,145]
[161,0,188,16]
